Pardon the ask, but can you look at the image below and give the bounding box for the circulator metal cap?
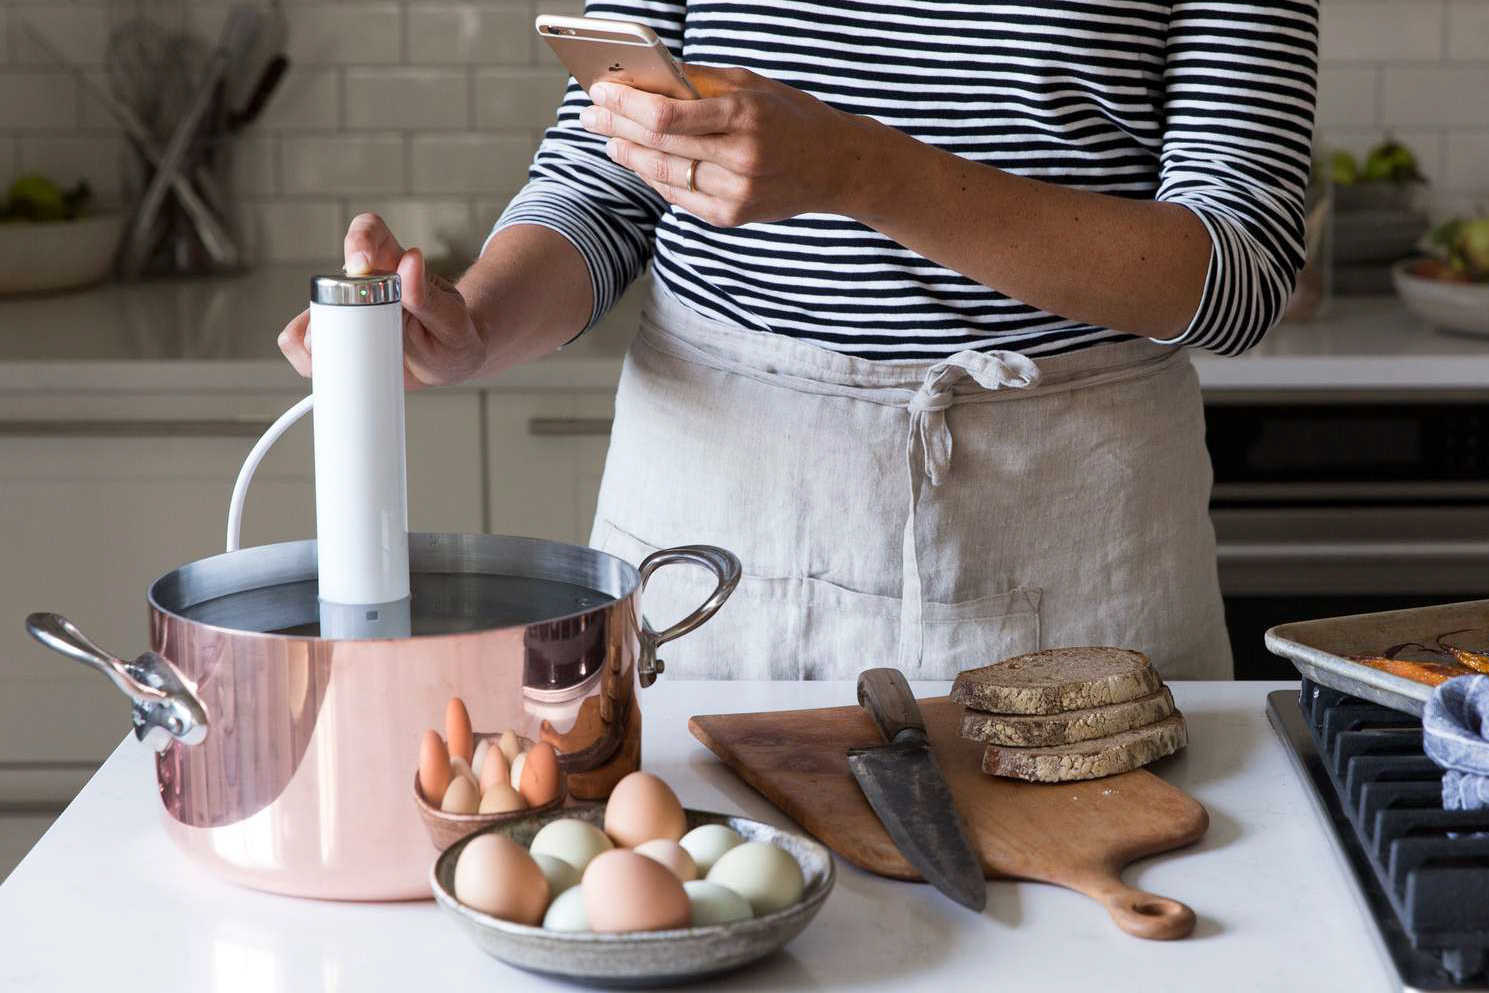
[310,271,401,306]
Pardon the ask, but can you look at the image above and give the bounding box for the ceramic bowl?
[414,732,566,850]
[430,805,835,987]
[1393,259,1489,336]
[0,213,125,295]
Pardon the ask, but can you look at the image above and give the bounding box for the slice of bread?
[980,713,1188,782]
[960,687,1175,747]
[950,647,1161,716]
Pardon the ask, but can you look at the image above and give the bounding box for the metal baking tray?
[1265,598,1489,716]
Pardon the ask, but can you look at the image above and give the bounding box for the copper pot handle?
[636,545,741,687]
[25,612,208,751]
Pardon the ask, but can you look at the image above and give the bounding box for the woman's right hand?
[277,213,489,387]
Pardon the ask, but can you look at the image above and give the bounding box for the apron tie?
[899,350,1041,669]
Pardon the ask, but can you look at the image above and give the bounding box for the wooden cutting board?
[689,696,1208,939]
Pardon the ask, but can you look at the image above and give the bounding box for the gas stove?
[1267,682,1489,992]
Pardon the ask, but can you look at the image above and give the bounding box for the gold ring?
[685,158,699,194]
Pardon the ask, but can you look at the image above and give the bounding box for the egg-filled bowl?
[414,732,567,851]
[430,805,834,987]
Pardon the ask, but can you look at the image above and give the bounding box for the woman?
[280,0,1319,680]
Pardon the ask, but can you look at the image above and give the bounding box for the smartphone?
[536,15,699,101]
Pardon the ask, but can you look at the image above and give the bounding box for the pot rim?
[146,532,642,645]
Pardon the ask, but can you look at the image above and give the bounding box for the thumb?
[397,248,467,340]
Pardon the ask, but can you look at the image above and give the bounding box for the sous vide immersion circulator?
[309,271,412,638]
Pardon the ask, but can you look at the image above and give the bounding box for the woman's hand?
[278,213,488,388]
[578,65,873,227]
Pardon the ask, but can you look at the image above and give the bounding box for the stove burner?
[1268,683,1489,991]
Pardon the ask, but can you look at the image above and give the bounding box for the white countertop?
[0,679,1398,992]
[1,267,1486,394]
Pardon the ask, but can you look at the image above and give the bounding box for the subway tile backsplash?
[0,0,1484,268]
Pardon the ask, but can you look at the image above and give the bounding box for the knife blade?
[846,667,987,911]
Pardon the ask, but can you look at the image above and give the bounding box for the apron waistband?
[637,283,1189,671]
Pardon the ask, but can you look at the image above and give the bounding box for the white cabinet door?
[485,393,614,546]
[0,391,484,769]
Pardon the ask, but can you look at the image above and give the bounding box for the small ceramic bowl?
[431,806,835,987]
[1394,259,1489,337]
[414,732,566,850]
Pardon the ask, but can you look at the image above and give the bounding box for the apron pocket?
[594,519,1041,681]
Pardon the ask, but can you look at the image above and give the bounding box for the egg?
[582,850,691,933]
[478,783,526,814]
[440,776,479,814]
[498,728,522,765]
[446,697,474,764]
[679,824,744,876]
[632,839,697,882]
[519,742,561,807]
[471,738,492,780]
[453,834,550,924]
[529,818,613,873]
[418,729,452,803]
[706,842,804,915]
[509,751,527,790]
[478,746,510,792]
[531,853,581,897]
[449,756,478,788]
[684,880,754,926]
[604,771,687,848]
[542,885,590,931]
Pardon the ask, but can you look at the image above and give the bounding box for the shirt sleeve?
[485,1,685,333]
[1152,0,1319,356]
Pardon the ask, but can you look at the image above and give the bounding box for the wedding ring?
[685,159,699,194]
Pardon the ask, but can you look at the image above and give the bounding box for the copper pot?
[26,533,738,901]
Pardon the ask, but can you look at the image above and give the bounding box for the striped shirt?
[494,0,1319,360]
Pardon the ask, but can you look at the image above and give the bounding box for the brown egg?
[519,742,561,807]
[453,834,549,924]
[446,698,474,764]
[604,771,687,848]
[441,775,479,814]
[479,783,527,814]
[479,746,510,792]
[632,839,698,881]
[498,728,522,765]
[582,849,691,933]
[418,729,452,803]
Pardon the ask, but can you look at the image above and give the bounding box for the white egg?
[683,880,753,926]
[705,842,804,915]
[509,751,527,790]
[531,852,580,897]
[542,885,590,931]
[471,739,492,779]
[529,818,613,873]
[678,824,744,876]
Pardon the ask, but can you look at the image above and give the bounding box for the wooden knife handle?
[856,668,926,742]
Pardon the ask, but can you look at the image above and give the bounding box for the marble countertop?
[0,679,1402,992]
[1,266,1485,394]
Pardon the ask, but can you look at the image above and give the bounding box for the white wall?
[0,0,1485,267]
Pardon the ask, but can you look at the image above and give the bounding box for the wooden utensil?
[690,695,1208,940]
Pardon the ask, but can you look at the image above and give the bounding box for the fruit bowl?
[1393,259,1489,337]
[0,213,125,295]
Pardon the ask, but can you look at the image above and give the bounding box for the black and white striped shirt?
[494,0,1319,359]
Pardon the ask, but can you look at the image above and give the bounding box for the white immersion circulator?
[307,271,413,638]
[224,271,413,639]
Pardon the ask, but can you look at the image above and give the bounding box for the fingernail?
[579,106,598,129]
[590,83,613,105]
[605,138,618,158]
[344,250,371,275]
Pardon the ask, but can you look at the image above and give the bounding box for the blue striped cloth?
[1423,676,1489,811]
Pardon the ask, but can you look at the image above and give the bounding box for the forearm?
[458,224,595,377]
[836,117,1209,339]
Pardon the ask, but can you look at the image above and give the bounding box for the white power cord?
[225,394,314,552]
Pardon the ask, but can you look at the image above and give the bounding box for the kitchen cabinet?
[484,392,614,545]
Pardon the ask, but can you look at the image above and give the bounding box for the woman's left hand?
[578,65,872,227]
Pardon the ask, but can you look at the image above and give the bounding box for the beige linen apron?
[590,284,1233,680]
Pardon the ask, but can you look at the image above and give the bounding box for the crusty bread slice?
[980,713,1188,782]
[950,647,1161,716]
[960,687,1175,747]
